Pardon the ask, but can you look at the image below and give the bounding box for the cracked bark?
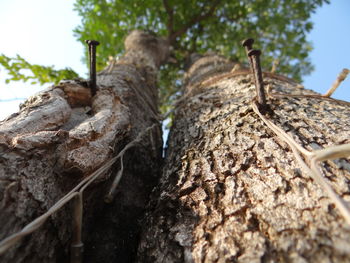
[0,30,169,263]
[137,54,350,262]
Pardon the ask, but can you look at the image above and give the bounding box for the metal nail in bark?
[247,49,267,111]
[85,40,100,96]
[242,38,254,56]
[242,38,255,71]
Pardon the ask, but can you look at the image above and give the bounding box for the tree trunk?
[137,54,350,262]
[0,30,169,263]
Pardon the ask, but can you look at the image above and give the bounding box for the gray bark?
[137,54,350,262]
[0,30,169,262]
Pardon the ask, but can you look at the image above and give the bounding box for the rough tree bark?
[0,30,169,262]
[137,54,350,262]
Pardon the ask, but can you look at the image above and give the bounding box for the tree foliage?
[0,54,78,86]
[73,0,328,111]
[0,0,329,111]
[0,54,78,85]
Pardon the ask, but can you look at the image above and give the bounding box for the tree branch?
[168,0,222,45]
[163,0,174,35]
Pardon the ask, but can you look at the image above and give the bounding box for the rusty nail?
[248,49,267,110]
[242,38,254,54]
[242,38,255,65]
[85,40,100,96]
[242,38,256,81]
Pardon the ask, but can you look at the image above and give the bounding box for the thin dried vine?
[252,101,350,225]
[0,124,157,261]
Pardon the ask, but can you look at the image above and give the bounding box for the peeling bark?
[0,30,169,262]
[138,55,350,262]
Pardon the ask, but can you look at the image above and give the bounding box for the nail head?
[85,40,100,46]
[242,38,254,47]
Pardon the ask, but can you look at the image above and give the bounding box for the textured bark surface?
[137,55,350,262]
[0,30,168,262]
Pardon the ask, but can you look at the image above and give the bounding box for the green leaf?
[0,54,79,86]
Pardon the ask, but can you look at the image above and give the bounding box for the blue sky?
[303,0,350,98]
[0,0,349,120]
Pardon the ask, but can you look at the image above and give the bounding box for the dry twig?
[323,68,349,98]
